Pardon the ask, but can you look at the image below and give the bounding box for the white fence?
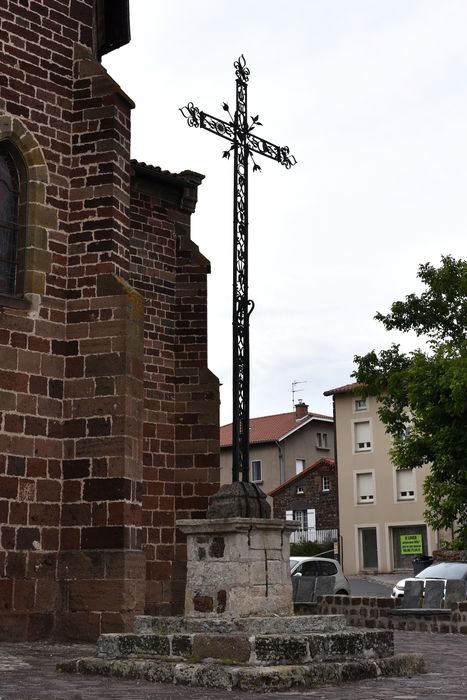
[290,527,338,544]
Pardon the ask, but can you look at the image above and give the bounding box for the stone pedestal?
[176,518,297,618]
[59,517,425,691]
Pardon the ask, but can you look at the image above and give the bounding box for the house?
[220,402,334,499]
[269,457,338,544]
[323,382,449,575]
[0,0,219,642]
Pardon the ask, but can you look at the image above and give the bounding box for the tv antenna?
[292,380,307,409]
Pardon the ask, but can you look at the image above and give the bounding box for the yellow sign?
[400,533,423,555]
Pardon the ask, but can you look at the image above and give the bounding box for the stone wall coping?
[176,518,298,534]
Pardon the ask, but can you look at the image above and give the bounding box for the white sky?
[104,0,467,425]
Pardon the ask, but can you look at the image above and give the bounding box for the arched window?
[0,144,20,295]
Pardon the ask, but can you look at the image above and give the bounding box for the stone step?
[97,628,394,666]
[58,652,425,692]
[133,613,346,635]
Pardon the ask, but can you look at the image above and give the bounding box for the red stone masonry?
[0,0,219,642]
[129,165,219,616]
[271,458,338,532]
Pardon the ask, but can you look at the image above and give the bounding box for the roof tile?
[220,409,332,447]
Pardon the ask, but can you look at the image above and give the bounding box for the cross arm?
[246,131,297,169]
[180,103,235,143]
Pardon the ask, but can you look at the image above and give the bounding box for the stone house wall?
[317,596,467,634]
[272,458,338,531]
[0,0,219,642]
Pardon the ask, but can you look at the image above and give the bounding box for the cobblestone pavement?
[0,631,466,699]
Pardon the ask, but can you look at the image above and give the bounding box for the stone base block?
[96,627,394,665]
[133,613,347,635]
[58,652,425,692]
[176,518,297,618]
[57,610,425,692]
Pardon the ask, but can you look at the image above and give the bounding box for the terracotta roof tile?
[323,381,360,396]
[269,457,335,496]
[220,410,332,448]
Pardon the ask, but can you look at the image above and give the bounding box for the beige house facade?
[220,402,334,501]
[324,383,450,575]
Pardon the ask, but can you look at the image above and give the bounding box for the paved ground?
[348,575,394,597]
[0,631,466,699]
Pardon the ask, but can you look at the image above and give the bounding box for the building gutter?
[275,440,285,485]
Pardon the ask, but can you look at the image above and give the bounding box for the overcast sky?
[104,1,466,425]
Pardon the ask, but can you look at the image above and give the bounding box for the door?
[391,525,427,570]
[360,527,378,570]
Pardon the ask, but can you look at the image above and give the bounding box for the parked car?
[290,556,350,595]
[391,561,467,599]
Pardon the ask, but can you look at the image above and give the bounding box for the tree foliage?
[353,256,467,546]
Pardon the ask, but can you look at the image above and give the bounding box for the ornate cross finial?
[181,57,296,485]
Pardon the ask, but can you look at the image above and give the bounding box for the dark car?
[391,560,467,599]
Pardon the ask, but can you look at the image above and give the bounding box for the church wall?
[129,171,219,617]
[0,0,219,641]
[0,0,83,642]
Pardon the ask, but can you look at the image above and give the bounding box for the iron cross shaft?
[180,55,296,485]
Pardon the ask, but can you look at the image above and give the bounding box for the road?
[348,575,394,597]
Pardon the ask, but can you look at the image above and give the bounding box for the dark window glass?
[319,561,337,576]
[300,561,320,577]
[0,146,19,294]
[298,560,337,577]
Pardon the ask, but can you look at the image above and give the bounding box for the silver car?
[290,556,350,595]
[391,561,467,599]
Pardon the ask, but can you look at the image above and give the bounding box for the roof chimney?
[295,401,308,420]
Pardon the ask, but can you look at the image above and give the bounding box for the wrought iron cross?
[180,55,296,485]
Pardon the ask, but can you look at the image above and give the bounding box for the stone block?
[293,576,316,603]
[0,613,28,641]
[254,635,309,664]
[68,580,140,613]
[98,633,170,658]
[423,579,444,608]
[401,579,423,608]
[445,580,466,605]
[192,633,251,663]
[57,611,101,642]
[58,551,106,580]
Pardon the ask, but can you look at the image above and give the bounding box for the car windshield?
[416,562,467,580]
[290,559,299,570]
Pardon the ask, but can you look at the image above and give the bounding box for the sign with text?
[400,533,423,555]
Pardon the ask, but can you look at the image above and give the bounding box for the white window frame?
[295,458,305,474]
[296,486,304,494]
[354,470,375,505]
[353,419,372,452]
[354,397,368,412]
[322,475,330,492]
[251,459,262,483]
[395,468,416,502]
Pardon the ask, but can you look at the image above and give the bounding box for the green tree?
[353,256,467,547]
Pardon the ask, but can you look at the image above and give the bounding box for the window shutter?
[396,469,415,499]
[355,421,371,450]
[306,509,316,529]
[285,510,293,521]
[357,473,374,502]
